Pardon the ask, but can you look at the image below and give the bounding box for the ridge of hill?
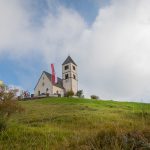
[0,97,150,150]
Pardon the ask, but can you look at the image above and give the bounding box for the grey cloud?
[0,0,150,103]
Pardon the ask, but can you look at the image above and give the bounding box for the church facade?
[34,56,78,97]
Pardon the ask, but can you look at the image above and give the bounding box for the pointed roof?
[62,56,77,66]
[34,71,64,90]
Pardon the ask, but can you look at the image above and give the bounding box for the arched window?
[65,65,69,70]
[73,66,76,70]
[73,74,76,80]
[65,74,69,79]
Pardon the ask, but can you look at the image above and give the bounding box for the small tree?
[0,85,24,131]
[91,95,99,100]
[76,90,83,98]
[65,90,74,97]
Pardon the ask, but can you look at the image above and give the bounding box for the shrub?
[46,93,49,97]
[76,90,83,98]
[91,95,99,100]
[68,129,150,150]
[65,90,74,97]
[0,85,24,131]
[85,130,150,150]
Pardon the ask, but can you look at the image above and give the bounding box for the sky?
[0,0,150,103]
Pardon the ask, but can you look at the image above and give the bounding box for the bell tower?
[62,56,78,94]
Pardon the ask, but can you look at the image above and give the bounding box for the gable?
[34,71,51,90]
[34,71,64,90]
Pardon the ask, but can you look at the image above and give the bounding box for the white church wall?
[72,79,78,94]
[63,63,71,74]
[62,62,78,94]
[63,79,72,92]
[70,63,77,75]
[53,86,64,96]
[62,63,71,92]
[34,72,53,96]
[71,64,78,94]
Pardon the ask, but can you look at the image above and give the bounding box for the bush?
[91,95,99,100]
[65,90,74,97]
[0,85,24,131]
[46,93,49,97]
[76,90,83,98]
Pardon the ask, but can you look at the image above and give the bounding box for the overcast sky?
[0,0,150,103]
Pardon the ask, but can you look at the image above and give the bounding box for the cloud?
[0,0,39,58]
[0,0,150,102]
[39,7,86,63]
[76,0,150,102]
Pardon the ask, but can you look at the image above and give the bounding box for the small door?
[38,91,40,96]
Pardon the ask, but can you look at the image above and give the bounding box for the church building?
[34,56,78,97]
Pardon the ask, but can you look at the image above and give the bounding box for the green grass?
[0,97,150,150]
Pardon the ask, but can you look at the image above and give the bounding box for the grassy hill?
[0,97,150,150]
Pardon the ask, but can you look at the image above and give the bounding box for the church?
[34,56,78,97]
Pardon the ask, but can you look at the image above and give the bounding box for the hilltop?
[0,97,150,150]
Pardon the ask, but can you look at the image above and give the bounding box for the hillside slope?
[0,98,150,150]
